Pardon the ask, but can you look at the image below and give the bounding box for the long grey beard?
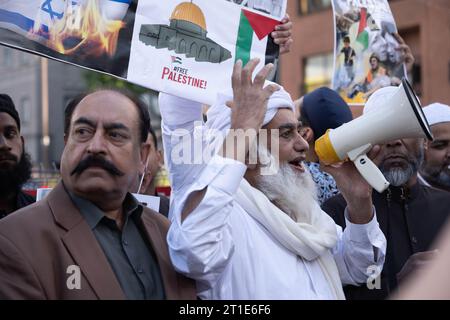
[382,166,415,187]
[381,147,424,187]
[255,159,318,223]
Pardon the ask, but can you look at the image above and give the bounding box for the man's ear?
[20,135,25,147]
[303,127,314,143]
[64,133,68,145]
[139,141,151,175]
[423,139,429,151]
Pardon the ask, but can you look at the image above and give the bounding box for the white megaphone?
[315,78,433,193]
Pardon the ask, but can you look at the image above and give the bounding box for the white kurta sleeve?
[159,93,204,194]
[159,93,247,292]
[331,208,387,286]
[167,155,247,292]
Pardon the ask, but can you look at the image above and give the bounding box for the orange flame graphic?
[45,0,124,57]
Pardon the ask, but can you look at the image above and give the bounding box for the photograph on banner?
[0,0,281,105]
[224,0,287,20]
[0,0,135,77]
[331,0,406,105]
[127,0,281,104]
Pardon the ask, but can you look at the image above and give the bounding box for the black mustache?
[0,151,18,162]
[71,155,124,177]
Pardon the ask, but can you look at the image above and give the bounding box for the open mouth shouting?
[289,156,306,173]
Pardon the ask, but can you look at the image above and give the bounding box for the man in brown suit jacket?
[0,89,195,299]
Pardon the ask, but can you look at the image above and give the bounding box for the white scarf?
[235,179,346,299]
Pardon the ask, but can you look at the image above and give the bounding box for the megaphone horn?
[315,78,433,193]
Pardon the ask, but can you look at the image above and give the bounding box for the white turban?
[206,81,295,132]
[423,103,450,126]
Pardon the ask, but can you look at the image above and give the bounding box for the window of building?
[302,52,333,95]
[18,97,31,124]
[410,61,422,98]
[298,0,331,16]
[19,52,30,65]
[2,47,13,66]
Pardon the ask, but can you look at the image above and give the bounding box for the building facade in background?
[0,46,162,168]
[0,47,86,169]
[280,0,450,116]
[1,0,448,171]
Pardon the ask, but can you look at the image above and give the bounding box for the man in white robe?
[160,59,386,299]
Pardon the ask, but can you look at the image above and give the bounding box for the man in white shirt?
[160,59,386,299]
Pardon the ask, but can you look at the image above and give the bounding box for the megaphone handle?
[352,154,390,193]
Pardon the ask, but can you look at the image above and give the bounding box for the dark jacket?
[0,182,196,300]
[322,182,450,300]
[0,191,35,219]
[16,191,35,209]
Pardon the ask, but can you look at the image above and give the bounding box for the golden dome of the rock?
[170,1,207,31]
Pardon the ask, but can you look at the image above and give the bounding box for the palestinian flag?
[356,7,369,50]
[171,56,182,64]
[234,9,280,66]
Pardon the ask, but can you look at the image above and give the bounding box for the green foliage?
[83,71,152,96]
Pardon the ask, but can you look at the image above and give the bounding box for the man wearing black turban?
[298,87,353,204]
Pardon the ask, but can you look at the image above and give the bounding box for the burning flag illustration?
[0,0,131,57]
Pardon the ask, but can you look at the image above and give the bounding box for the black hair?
[64,88,150,143]
[343,36,351,43]
[0,93,21,131]
[0,149,32,195]
[299,110,311,128]
[369,53,380,63]
[148,126,158,149]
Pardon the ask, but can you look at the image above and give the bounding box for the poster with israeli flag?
[0,0,286,105]
[0,0,134,76]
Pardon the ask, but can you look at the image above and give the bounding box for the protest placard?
[0,0,286,104]
[331,0,406,105]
